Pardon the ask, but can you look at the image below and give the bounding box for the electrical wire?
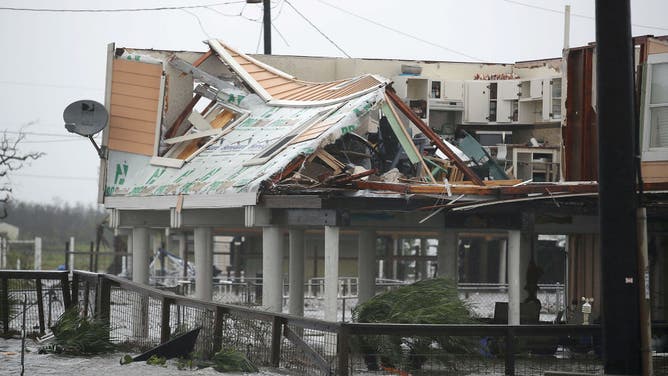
[0,80,102,91]
[10,173,97,181]
[315,0,483,61]
[256,21,264,53]
[0,1,245,13]
[503,0,668,32]
[272,22,291,47]
[180,8,212,38]
[285,0,351,58]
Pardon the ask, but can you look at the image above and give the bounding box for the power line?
[0,80,103,91]
[503,0,668,32]
[0,1,245,13]
[2,130,80,138]
[180,8,212,38]
[285,0,351,58]
[315,0,483,61]
[10,173,97,182]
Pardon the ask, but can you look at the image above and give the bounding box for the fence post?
[337,324,351,376]
[212,306,226,354]
[36,279,45,335]
[1,278,8,335]
[71,273,79,311]
[270,316,283,367]
[97,277,112,340]
[60,274,72,310]
[34,237,42,270]
[505,326,515,376]
[160,297,172,344]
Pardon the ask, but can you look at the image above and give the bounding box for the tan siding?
[648,39,668,55]
[111,94,159,112]
[112,70,162,89]
[642,161,668,182]
[108,139,154,156]
[113,59,162,76]
[109,127,155,145]
[108,59,162,155]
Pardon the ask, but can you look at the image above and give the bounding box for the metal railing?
[1,270,666,375]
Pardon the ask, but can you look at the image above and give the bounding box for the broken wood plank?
[283,326,330,375]
[164,93,202,139]
[385,87,484,185]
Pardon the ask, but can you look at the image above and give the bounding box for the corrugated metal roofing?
[209,40,387,104]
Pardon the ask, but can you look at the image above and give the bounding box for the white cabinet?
[464,81,490,123]
[393,76,429,122]
[442,80,464,100]
[496,80,520,123]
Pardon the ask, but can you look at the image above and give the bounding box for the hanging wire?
[0,1,246,13]
[180,8,212,38]
[284,0,351,58]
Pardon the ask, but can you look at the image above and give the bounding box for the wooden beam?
[385,87,484,185]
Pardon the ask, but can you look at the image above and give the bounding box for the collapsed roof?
[102,39,663,214]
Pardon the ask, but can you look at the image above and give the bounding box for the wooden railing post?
[337,324,351,376]
[270,316,283,367]
[71,272,79,310]
[97,276,112,340]
[60,274,72,310]
[212,306,226,354]
[505,326,516,376]
[160,297,172,343]
[36,279,45,335]
[1,278,8,335]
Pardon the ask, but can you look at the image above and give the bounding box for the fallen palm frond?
[40,308,116,355]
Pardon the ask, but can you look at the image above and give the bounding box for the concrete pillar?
[262,226,284,312]
[132,227,149,284]
[480,238,489,283]
[508,230,521,325]
[126,231,133,279]
[324,226,339,321]
[194,227,213,301]
[358,230,376,304]
[178,233,187,278]
[34,237,42,270]
[1,238,6,269]
[391,236,399,280]
[288,229,305,316]
[519,232,532,302]
[498,239,507,284]
[418,238,428,280]
[437,230,458,280]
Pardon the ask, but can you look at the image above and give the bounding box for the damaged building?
[99,36,668,324]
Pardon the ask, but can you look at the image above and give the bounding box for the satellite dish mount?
[63,100,109,159]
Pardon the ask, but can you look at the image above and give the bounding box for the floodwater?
[0,339,282,376]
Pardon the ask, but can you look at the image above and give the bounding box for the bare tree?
[0,130,44,218]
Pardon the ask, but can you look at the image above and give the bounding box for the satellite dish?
[63,100,108,136]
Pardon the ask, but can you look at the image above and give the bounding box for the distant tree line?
[2,200,109,251]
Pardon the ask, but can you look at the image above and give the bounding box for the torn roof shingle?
[208,40,388,105]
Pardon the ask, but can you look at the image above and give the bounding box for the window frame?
[642,53,668,161]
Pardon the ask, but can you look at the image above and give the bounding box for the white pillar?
[68,236,75,272]
[34,237,42,270]
[324,226,340,321]
[1,237,6,268]
[132,227,149,284]
[178,232,187,278]
[262,226,284,312]
[508,230,521,325]
[437,230,458,280]
[194,227,213,301]
[126,231,133,279]
[498,239,507,284]
[519,232,532,302]
[358,230,376,304]
[288,229,305,316]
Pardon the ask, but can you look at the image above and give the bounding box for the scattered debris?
[130,327,201,362]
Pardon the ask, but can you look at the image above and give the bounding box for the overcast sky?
[0,0,666,206]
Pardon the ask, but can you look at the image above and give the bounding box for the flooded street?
[0,339,281,376]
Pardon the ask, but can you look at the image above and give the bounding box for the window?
[642,53,668,161]
[431,81,441,99]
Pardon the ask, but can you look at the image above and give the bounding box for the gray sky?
[0,0,666,206]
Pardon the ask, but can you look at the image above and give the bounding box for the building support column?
[324,226,339,321]
[194,227,213,301]
[262,226,284,312]
[358,230,376,304]
[437,230,458,280]
[519,232,532,302]
[498,239,507,284]
[178,232,187,278]
[508,230,521,325]
[288,229,305,316]
[132,227,149,285]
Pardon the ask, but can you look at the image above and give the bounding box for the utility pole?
[263,0,271,54]
[595,0,641,374]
